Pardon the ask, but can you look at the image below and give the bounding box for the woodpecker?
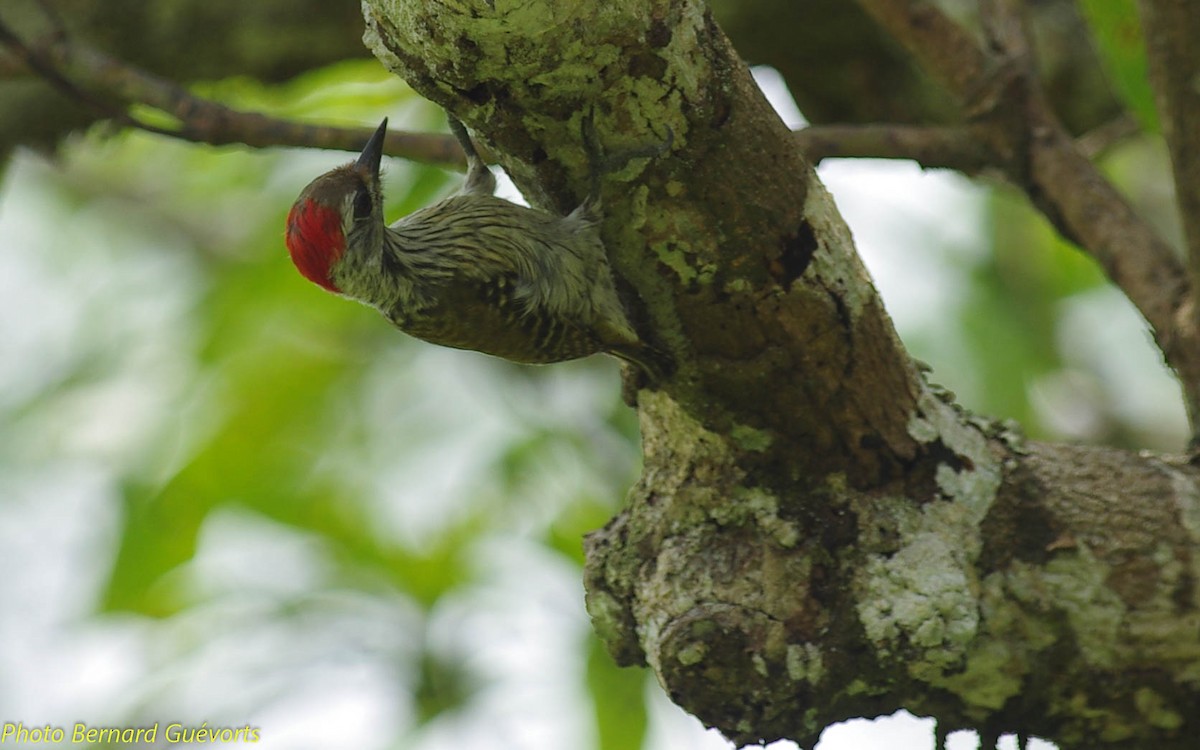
[285,116,672,379]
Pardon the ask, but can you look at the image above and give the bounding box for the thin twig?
[794,117,1139,170]
[0,15,465,168]
[1136,0,1200,327]
[0,15,172,136]
[793,124,994,172]
[1074,113,1140,161]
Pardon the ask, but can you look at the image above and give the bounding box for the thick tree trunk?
[360,1,1200,748]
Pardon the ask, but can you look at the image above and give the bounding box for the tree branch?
[358,1,1200,748]
[794,124,993,171]
[0,0,373,159]
[0,15,464,167]
[854,0,1200,433]
[794,116,1139,169]
[1136,0,1200,328]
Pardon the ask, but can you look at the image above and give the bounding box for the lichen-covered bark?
[586,398,1200,747]
[360,1,1200,748]
[363,0,922,479]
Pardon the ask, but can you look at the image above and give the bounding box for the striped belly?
[385,276,604,365]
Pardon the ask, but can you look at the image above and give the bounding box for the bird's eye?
[352,187,373,220]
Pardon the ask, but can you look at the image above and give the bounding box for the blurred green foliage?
[2,59,653,748]
[1077,0,1157,131]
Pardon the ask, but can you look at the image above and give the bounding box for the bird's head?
[285,119,388,293]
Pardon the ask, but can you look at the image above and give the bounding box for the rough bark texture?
[356,2,1200,748]
[3,0,1197,745]
[1136,0,1200,340]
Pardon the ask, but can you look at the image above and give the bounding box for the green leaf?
[1077,0,1158,131]
[545,496,615,567]
[586,634,648,750]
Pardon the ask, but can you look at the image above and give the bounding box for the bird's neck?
[333,222,444,312]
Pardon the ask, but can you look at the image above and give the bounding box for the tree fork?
[360,1,1200,747]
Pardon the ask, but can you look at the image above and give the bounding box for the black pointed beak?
[356,118,388,177]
